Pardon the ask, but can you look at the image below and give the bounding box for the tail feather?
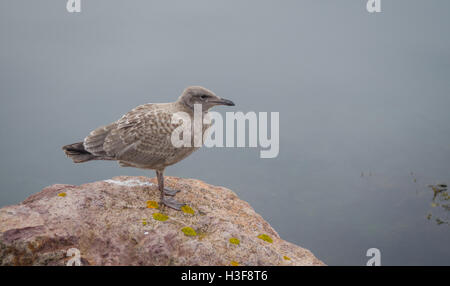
[62,142,96,163]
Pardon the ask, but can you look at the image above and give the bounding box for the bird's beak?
[213,98,235,106]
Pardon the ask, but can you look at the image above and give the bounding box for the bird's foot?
[163,187,181,196]
[161,196,185,211]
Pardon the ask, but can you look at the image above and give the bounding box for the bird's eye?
[200,95,208,99]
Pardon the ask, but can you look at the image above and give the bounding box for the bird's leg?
[156,170,185,210]
[156,170,164,203]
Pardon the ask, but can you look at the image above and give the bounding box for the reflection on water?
[427,184,449,226]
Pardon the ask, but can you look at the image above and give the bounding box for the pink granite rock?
[0,176,324,266]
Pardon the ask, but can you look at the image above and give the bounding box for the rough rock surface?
[0,176,324,266]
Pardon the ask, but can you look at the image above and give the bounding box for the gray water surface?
[1,0,449,265]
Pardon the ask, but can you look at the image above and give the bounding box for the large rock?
[0,176,324,266]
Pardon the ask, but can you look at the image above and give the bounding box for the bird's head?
[178,86,235,111]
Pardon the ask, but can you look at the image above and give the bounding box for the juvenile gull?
[62,86,235,210]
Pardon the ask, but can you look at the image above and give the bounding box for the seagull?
[62,86,235,210]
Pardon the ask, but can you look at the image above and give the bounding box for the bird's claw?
[163,187,181,196]
[161,196,185,211]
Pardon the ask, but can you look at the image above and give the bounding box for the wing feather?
[83,123,117,156]
[102,104,183,167]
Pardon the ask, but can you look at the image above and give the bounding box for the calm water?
[1,1,449,265]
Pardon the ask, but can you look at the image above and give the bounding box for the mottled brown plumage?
[63,86,235,210]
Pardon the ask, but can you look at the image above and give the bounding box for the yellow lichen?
[181,205,195,215]
[230,261,239,266]
[146,200,159,209]
[142,219,147,226]
[152,213,169,221]
[181,227,197,236]
[229,238,240,245]
[257,234,273,243]
[283,255,291,260]
[57,192,67,197]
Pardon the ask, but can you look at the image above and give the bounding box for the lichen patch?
[181,205,195,215]
[257,234,273,243]
[229,238,240,245]
[152,213,169,221]
[146,200,159,209]
[181,227,197,236]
